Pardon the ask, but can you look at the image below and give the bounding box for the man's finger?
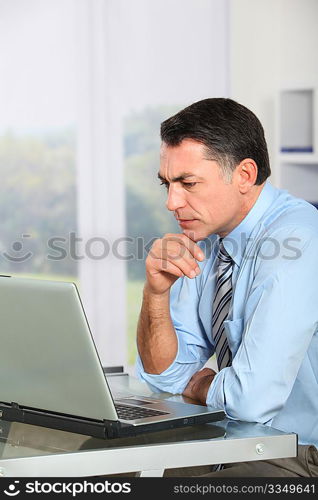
[148,246,201,279]
[149,259,184,278]
[163,233,205,261]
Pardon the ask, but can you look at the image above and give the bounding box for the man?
[136,98,318,477]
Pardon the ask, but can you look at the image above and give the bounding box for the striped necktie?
[212,239,233,371]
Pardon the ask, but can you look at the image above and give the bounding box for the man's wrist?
[143,282,170,298]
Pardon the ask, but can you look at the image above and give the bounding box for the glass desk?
[0,375,297,477]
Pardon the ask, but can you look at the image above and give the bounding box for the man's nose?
[166,185,187,212]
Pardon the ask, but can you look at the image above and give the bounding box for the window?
[1,0,229,371]
[0,0,77,281]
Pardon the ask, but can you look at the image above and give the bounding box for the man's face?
[159,139,243,241]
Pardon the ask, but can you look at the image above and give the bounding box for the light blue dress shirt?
[136,181,318,447]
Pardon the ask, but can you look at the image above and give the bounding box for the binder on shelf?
[279,89,314,155]
[280,146,313,153]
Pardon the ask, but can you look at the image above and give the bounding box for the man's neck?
[241,183,265,220]
[219,183,265,239]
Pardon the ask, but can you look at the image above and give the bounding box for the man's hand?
[145,233,205,295]
[182,368,217,404]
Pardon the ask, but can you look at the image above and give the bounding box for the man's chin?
[182,228,208,242]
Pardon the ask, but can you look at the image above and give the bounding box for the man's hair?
[160,98,271,184]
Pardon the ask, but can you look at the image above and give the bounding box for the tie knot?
[217,239,232,264]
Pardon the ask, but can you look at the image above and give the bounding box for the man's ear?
[235,158,258,194]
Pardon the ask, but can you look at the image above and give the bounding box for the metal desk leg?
[136,469,164,477]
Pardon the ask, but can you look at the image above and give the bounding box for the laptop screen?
[0,277,117,421]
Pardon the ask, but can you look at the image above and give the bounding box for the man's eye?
[182,182,197,188]
[160,181,169,189]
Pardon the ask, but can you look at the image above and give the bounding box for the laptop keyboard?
[115,403,169,420]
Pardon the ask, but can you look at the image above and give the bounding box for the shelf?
[279,162,318,201]
[276,85,318,201]
[279,153,318,164]
[279,89,314,153]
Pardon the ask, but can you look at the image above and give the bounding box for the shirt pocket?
[223,317,244,358]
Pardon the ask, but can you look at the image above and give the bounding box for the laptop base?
[0,401,225,439]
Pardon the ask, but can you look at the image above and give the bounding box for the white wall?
[229,0,318,186]
[101,0,230,115]
[0,0,77,132]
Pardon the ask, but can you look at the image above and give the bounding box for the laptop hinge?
[0,402,25,423]
[102,419,133,439]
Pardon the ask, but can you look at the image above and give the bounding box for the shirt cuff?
[136,330,210,394]
[206,369,226,409]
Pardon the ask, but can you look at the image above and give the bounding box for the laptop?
[0,276,225,439]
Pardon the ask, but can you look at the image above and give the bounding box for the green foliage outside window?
[0,105,181,365]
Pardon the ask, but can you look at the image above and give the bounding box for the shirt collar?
[222,181,278,267]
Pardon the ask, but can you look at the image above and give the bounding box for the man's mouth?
[176,217,198,227]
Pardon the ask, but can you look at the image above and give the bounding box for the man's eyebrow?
[157,172,203,182]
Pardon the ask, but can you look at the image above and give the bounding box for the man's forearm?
[137,284,178,374]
